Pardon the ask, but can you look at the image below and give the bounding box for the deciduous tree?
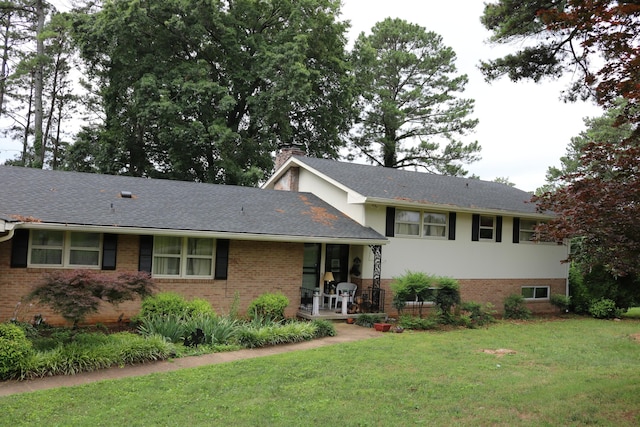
[482,1,640,276]
[71,0,353,185]
[349,18,480,175]
[534,108,640,275]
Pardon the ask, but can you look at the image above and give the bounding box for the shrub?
[354,313,383,328]
[390,271,435,315]
[137,314,186,343]
[236,321,316,348]
[139,292,190,318]
[247,293,289,321]
[187,298,216,317]
[503,294,531,320]
[550,294,571,313]
[0,323,34,380]
[22,332,175,379]
[138,292,214,320]
[28,270,155,327]
[589,298,622,319]
[311,319,336,338]
[434,277,461,322]
[460,301,496,328]
[398,314,438,330]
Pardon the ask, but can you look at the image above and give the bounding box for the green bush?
[0,323,34,380]
[398,314,438,330]
[247,293,289,321]
[460,301,496,328]
[503,294,531,320]
[354,313,383,328]
[311,319,336,338]
[434,277,461,322]
[22,332,175,379]
[236,321,316,348]
[588,298,622,319]
[550,294,571,313]
[186,298,216,317]
[138,292,214,320]
[137,314,186,343]
[390,271,435,315]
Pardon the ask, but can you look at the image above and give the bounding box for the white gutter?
[0,220,16,242]
[13,223,388,246]
[363,197,554,219]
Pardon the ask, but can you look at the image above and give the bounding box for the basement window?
[521,286,549,300]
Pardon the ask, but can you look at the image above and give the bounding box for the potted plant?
[373,322,391,332]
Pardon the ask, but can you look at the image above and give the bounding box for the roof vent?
[120,191,132,198]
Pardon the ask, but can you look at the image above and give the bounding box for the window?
[395,210,447,238]
[423,213,447,238]
[519,219,550,243]
[153,236,214,277]
[479,216,494,240]
[522,286,549,300]
[30,230,101,267]
[395,210,420,236]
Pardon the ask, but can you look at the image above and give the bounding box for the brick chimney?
[273,145,305,192]
[275,145,306,170]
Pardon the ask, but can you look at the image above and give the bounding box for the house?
[0,165,386,325]
[263,149,569,314]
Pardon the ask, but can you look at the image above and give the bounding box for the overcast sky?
[341,0,603,191]
[1,1,603,191]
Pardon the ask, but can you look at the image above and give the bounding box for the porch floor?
[296,307,388,321]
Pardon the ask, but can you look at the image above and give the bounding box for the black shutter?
[385,207,396,237]
[448,212,456,240]
[138,235,153,273]
[496,216,503,242]
[214,239,230,280]
[102,233,118,270]
[10,229,29,268]
[471,214,480,241]
[513,217,521,243]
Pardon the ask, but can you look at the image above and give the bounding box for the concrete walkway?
[0,323,383,397]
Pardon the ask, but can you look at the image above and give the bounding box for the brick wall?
[357,277,566,317]
[0,235,303,326]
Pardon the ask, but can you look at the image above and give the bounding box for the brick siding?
[357,277,566,317]
[0,235,303,326]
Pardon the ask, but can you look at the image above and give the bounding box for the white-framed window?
[479,215,495,240]
[522,286,549,300]
[423,212,447,238]
[153,236,214,277]
[29,230,102,267]
[519,219,551,243]
[395,209,447,238]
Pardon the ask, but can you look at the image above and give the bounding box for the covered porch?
[296,285,387,321]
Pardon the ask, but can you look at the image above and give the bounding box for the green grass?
[2,318,640,426]
[622,307,640,319]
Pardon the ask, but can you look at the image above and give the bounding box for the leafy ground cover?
[1,317,639,426]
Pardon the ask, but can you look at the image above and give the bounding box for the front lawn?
[1,318,639,426]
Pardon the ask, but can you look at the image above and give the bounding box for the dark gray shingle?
[0,166,385,242]
[294,156,540,215]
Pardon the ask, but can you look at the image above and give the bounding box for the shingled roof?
[286,156,543,216]
[0,166,386,243]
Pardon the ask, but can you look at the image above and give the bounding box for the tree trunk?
[0,15,11,119]
[33,0,45,168]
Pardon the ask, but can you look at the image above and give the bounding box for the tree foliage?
[349,18,480,175]
[481,0,640,113]
[69,0,353,185]
[27,270,156,327]
[482,2,640,276]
